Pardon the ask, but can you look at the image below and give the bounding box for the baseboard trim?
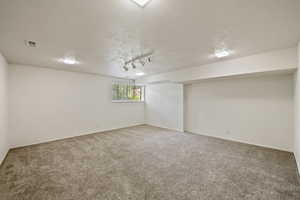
[184,130,292,153]
[11,123,146,150]
[146,125,291,152]
[297,168,300,184]
[294,152,300,183]
[146,123,184,133]
[0,149,10,170]
[296,164,300,184]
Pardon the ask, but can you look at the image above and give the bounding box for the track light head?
[123,65,129,71]
[139,59,145,66]
[131,62,136,69]
[122,51,154,72]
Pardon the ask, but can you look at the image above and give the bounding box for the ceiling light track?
[123,51,153,72]
[124,52,153,66]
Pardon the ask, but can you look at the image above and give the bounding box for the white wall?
[185,74,294,152]
[0,53,9,164]
[294,42,300,170]
[145,83,183,132]
[8,65,145,148]
[138,47,297,84]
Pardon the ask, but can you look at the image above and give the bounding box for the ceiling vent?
[25,40,37,48]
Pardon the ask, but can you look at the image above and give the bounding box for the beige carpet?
[0,125,299,200]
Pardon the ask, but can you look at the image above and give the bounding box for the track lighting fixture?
[123,65,129,71]
[122,51,154,73]
[131,63,136,69]
[139,59,145,66]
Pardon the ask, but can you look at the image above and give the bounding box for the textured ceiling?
[0,0,300,79]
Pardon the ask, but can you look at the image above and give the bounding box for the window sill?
[112,100,145,103]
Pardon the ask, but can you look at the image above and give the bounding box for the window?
[112,81,144,102]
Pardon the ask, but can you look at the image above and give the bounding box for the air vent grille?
[25,40,37,47]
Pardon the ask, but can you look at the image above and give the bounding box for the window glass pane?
[112,81,144,102]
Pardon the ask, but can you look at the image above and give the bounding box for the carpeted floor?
[0,125,299,200]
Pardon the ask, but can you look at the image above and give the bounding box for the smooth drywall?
[295,42,300,170]
[137,47,297,84]
[8,65,145,148]
[145,83,183,132]
[0,53,9,164]
[185,74,294,152]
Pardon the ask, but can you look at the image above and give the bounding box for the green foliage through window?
[112,82,144,102]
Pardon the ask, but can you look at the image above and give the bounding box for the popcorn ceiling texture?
[0,125,299,200]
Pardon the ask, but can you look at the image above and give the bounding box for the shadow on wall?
[184,74,294,152]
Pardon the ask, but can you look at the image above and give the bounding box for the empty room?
[1,0,300,199]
